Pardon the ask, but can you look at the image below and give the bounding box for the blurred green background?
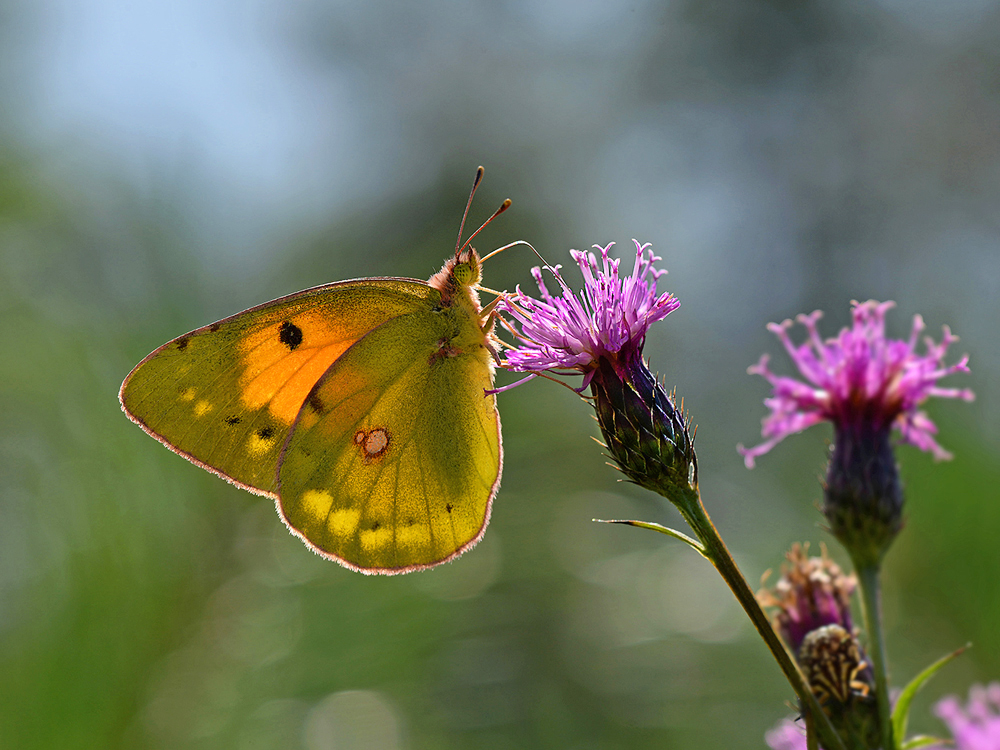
[1,1,998,748]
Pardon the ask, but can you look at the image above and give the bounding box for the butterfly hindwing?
[120,279,437,495]
[277,299,502,573]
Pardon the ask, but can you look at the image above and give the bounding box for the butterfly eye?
[453,261,477,287]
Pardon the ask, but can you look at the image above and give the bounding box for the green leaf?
[900,735,949,749]
[593,518,707,557]
[892,643,969,749]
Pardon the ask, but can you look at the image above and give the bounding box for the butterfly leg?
[478,296,505,365]
[478,293,504,323]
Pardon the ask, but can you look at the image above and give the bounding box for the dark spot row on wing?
[224,415,242,425]
[279,320,303,350]
[307,391,325,414]
[258,426,275,440]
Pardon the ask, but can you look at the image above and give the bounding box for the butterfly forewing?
[120,279,436,495]
[277,305,502,573]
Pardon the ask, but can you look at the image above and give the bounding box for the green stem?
[673,490,847,750]
[857,564,894,750]
[806,712,820,750]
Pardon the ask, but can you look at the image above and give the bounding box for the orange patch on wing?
[238,311,364,424]
[269,348,347,423]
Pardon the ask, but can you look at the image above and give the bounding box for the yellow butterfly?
[120,168,507,574]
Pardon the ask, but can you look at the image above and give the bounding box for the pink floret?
[500,240,679,384]
[765,719,809,750]
[935,683,1000,750]
[740,300,974,468]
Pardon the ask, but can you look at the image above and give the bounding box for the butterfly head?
[451,248,483,288]
[428,248,483,309]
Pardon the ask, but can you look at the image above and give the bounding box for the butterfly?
[120,167,507,574]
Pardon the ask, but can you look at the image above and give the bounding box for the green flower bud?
[589,356,697,503]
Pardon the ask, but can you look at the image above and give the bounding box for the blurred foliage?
[2,0,999,748]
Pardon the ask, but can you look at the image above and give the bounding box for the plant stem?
[673,489,847,750]
[857,564,893,750]
[806,712,820,750]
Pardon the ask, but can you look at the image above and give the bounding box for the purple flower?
[766,683,1000,750]
[757,543,857,653]
[500,241,694,499]
[499,240,679,387]
[739,300,974,469]
[765,719,811,750]
[935,683,1000,750]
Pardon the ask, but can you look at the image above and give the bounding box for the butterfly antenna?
[455,166,486,260]
[459,199,511,256]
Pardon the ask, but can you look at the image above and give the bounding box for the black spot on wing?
[258,426,275,440]
[279,321,303,350]
[209,322,222,332]
[307,391,325,414]
[175,336,190,351]
[224,415,242,425]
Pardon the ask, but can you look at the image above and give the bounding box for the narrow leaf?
[594,518,707,556]
[900,735,949,749]
[892,643,970,748]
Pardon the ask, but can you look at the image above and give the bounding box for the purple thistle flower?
[757,543,857,653]
[935,683,1000,750]
[500,241,694,500]
[740,300,974,469]
[765,718,811,750]
[741,300,974,565]
[766,683,1000,750]
[499,240,680,387]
